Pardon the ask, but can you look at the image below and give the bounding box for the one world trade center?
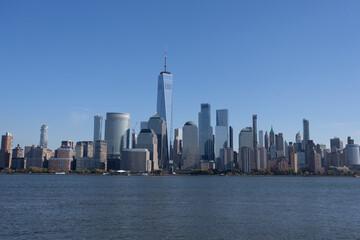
[156,49,173,167]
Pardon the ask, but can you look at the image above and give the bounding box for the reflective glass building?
[104,113,130,157]
[198,103,213,161]
[156,57,173,160]
[215,109,229,160]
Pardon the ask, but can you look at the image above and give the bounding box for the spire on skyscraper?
[164,47,167,72]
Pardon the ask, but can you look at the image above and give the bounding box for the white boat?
[140,173,148,176]
[55,172,65,175]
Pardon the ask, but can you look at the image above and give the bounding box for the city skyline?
[1,1,360,150]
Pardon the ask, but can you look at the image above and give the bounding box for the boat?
[354,175,360,178]
[55,172,65,175]
[140,173,148,176]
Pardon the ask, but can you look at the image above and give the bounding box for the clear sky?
[1,0,360,151]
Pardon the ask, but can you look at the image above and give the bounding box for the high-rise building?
[182,121,199,169]
[121,149,151,172]
[94,115,102,143]
[296,132,301,143]
[264,131,269,151]
[252,115,258,169]
[269,126,276,147]
[215,109,229,164]
[238,127,253,170]
[136,129,159,171]
[11,144,26,170]
[75,141,93,158]
[104,113,130,157]
[172,128,183,167]
[259,130,264,148]
[0,133,13,168]
[276,133,284,157]
[330,137,344,153]
[148,114,168,169]
[39,125,48,148]
[156,49,173,157]
[198,103,213,161]
[345,143,360,169]
[94,140,107,162]
[303,119,310,148]
[229,126,234,149]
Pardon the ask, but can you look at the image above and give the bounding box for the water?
[1,175,360,240]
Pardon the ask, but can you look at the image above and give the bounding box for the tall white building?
[39,125,48,148]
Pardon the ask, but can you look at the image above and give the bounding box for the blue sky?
[1,0,360,150]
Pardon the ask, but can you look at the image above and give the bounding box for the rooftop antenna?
[164,47,167,72]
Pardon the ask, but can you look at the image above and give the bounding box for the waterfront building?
[148,114,167,169]
[215,109,229,166]
[49,141,75,171]
[330,137,344,153]
[121,149,151,172]
[327,151,346,167]
[136,129,159,171]
[25,146,53,168]
[157,49,173,154]
[182,121,199,170]
[0,133,13,169]
[11,145,26,169]
[104,112,130,157]
[39,125,48,148]
[75,141,93,159]
[344,143,360,169]
[199,103,213,161]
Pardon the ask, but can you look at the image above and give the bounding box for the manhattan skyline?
[1,1,360,150]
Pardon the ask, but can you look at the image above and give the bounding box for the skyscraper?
[303,119,310,148]
[94,115,102,142]
[259,130,264,148]
[182,121,199,169]
[39,125,48,148]
[104,113,130,157]
[229,126,234,149]
[252,115,259,169]
[156,49,173,158]
[148,114,167,168]
[0,133,13,168]
[264,131,269,151]
[215,109,229,162]
[269,126,276,147]
[330,137,344,153]
[136,128,159,170]
[198,103,213,161]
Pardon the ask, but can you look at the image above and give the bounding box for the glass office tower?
[156,51,173,160]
